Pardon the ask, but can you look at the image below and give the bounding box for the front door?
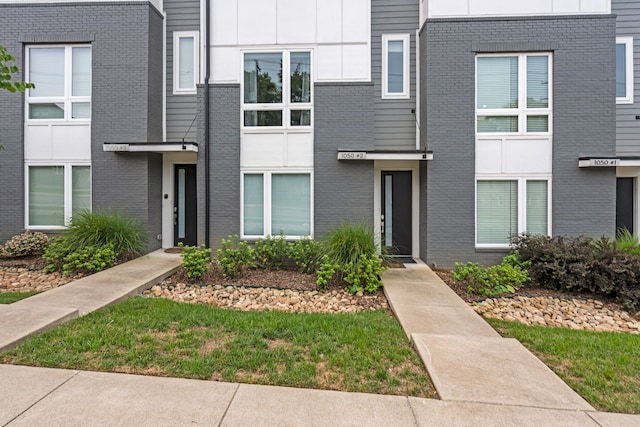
[381,171,412,256]
[617,177,635,235]
[174,164,197,246]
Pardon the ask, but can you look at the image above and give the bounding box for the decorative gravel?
[0,267,71,293]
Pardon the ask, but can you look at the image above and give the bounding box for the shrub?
[61,244,117,276]
[0,231,49,258]
[289,237,324,274]
[513,234,640,311]
[180,243,212,280]
[316,256,337,290]
[216,235,254,279]
[61,210,147,256]
[615,228,640,257]
[452,253,530,297]
[253,233,289,270]
[319,222,386,294]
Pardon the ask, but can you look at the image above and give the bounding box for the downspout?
[204,0,211,248]
[162,10,167,142]
[415,29,420,151]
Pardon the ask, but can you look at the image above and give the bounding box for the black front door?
[381,171,412,256]
[617,177,634,235]
[174,164,197,246]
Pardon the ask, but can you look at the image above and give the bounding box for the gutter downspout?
[162,10,167,142]
[204,0,211,248]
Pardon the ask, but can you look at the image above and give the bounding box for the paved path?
[1,255,639,426]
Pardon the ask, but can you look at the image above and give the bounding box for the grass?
[0,291,39,304]
[487,318,640,414]
[0,297,436,398]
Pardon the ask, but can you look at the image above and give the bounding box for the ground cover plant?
[488,318,640,414]
[0,291,39,304]
[452,253,530,297]
[0,297,436,398]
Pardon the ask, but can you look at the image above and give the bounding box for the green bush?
[316,256,337,290]
[318,222,386,294]
[43,211,146,275]
[453,253,530,297]
[61,210,147,256]
[288,237,324,274]
[180,243,212,280]
[0,231,49,258]
[61,244,117,276]
[513,234,640,310]
[216,235,255,279]
[253,233,289,270]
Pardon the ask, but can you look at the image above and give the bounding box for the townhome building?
[0,0,633,268]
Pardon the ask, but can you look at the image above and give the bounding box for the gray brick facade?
[0,3,164,250]
[421,15,617,267]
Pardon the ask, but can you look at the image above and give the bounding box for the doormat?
[164,247,183,254]
[391,257,416,264]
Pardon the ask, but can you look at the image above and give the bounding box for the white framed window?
[616,37,634,104]
[173,31,199,94]
[241,50,313,128]
[241,171,313,238]
[26,45,91,121]
[476,178,551,247]
[476,53,552,134]
[382,34,410,99]
[25,164,91,229]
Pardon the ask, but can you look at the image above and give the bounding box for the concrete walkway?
[1,256,639,425]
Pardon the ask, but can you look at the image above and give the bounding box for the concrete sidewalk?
[0,249,182,352]
[1,256,639,425]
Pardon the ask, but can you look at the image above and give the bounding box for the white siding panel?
[211,47,239,83]
[503,139,552,174]
[286,132,314,167]
[316,45,343,81]
[24,125,52,160]
[242,133,285,167]
[277,0,316,44]
[476,139,503,174]
[212,0,237,45]
[51,125,91,160]
[237,0,277,45]
[580,0,609,13]
[469,0,553,16]
[317,0,342,43]
[552,0,581,13]
[342,44,370,80]
[342,0,369,43]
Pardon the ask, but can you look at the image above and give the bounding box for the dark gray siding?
[422,15,617,268]
[613,0,640,155]
[0,3,164,250]
[165,0,200,142]
[315,83,375,237]
[371,0,419,151]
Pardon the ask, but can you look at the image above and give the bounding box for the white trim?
[240,170,314,239]
[373,161,420,257]
[616,36,634,105]
[415,29,421,150]
[381,34,410,99]
[475,53,552,136]
[24,162,92,230]
[173,31,200,95]
[103,143,198,153]
[475,176,552,248]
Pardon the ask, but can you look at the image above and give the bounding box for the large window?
[382,34,410,99]
[173,31,199,94]
[27,165,91,228]
[616,37,634,104]
[26,46,91,120]
[476,179,549,246]
[242,51,312,128]
[242,172,312,237]
[476,53,551,134]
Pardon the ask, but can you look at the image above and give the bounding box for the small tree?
[1,45,34,151]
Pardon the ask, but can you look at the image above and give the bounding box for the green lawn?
[487,318,640,414]
[0,291,39,304]
[0,297,435,398]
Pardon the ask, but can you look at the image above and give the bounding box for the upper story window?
[242,50,312,128]
[382,34,410,99]
[476,53,552,134]
[26,45,91,121]
[173,31,199,94]
[616,37,634,104]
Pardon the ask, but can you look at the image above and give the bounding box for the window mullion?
[265,172,271,237]
[519,178,526,234]
[64,164,72,226]
[65,46,72,120]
